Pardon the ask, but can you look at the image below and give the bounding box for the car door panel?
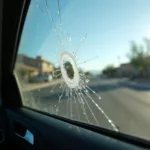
[6,110,45,150]
[5,108,146,150]
[0,109,10,150]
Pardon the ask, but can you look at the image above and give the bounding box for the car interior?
[1,0,150,150]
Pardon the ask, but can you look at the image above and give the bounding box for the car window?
[14,0,150,141]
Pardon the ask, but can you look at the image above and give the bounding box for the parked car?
[28,74,52,83]
[129,74,140,80]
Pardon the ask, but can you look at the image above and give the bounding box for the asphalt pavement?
[22,78,150,141]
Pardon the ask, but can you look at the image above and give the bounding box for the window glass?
[14,0,150,140]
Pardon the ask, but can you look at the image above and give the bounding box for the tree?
[127,42,145,68]
[85,71,91,76]
[127,39,150,78]
[102,65,117,77]
[17,68,29,78]
[144,38,150,55]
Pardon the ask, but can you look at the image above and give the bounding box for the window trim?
[2,0,31,108]
[11,0,31,72]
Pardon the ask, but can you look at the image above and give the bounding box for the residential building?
[15,54,54,78]
[116,63,138,77]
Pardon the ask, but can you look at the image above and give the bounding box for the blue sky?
[18,0,150,71]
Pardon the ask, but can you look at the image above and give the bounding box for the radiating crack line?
[37,0,61,44]
[70,97,73,119]
[79,90,90,123]
[80,92,99,126]
[50,82,59,92]
[74,34,87,55]
[55,73,62,78]
[77,56,99,66]
[77,89,90,123]
[84,91,118,132]
[56,87,65,115]
[74,88,90,122]
[86,86,101,99]
[45,0,57,31]
[65,87,71,118]
[56,0,61,25]
[66,96,70,117]
[73,95,81,121]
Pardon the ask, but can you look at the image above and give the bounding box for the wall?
[42,62,53,73]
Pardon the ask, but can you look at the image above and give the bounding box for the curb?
[118,81,150,90]
[21,80,62,92]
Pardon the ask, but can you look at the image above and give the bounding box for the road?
[22,78,150,140]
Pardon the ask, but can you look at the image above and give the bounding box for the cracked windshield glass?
[15,0,150,140]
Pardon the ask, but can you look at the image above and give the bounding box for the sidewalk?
[21,80,62,92]
[118,78,150,90]
[134,78,150,84]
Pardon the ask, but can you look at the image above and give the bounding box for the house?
[116,63,138,77]
[15,54,54,78]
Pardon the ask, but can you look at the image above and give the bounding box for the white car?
[28,74,52,83]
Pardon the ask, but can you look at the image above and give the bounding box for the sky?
[18,0,150,72]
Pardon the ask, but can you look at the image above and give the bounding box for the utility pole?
[117,56,121,66]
